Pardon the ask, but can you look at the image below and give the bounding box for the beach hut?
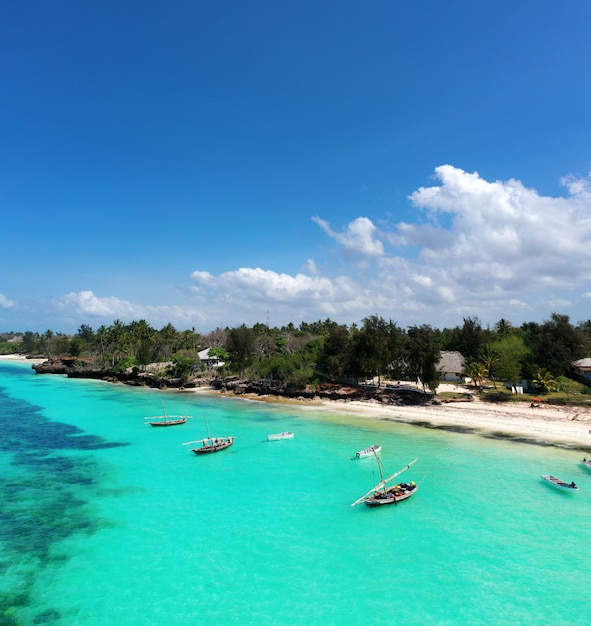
[436,351,465,382]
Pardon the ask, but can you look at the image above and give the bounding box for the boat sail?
[182,416,235,455]
[351,456,418,508]
[145,401,191,427]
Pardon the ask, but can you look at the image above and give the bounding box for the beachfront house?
[571,358,591,384]
[198,348,225,369]
[436,351,465,382]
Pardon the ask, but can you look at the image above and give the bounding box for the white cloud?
[56,291,135,317]
[0,293,15,308]
[53,291,205,329]
[190,267,360,318]
[28,165,591,333]
[184,158,591,328]
[312,216,384,257]
[395,165,591,303]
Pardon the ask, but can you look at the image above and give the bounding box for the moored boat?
[268,431,294,441]
[581,458,591,471]
[183,416,235,455]
[356,444,381,459]
[145,401,191,427]
[149,417,188,427]
[352,457,419,508]
[541,475,578,491]
[188,436,235,454]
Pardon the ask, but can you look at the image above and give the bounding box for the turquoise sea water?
[1,361,591,626]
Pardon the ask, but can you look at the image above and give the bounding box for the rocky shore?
[31,357,435,406]
[21,356,591,448]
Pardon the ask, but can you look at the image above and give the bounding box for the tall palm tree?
[479,345,499,388]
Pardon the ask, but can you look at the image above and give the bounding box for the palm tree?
[494,318,513,337]
[532,368,556,394]
[106,319,127,366]
[464,359,488,390]
[479,345,499,389]
[95,325,108,366]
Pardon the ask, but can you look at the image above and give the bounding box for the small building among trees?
[198,348,225,369]
[571,358,591,383]
[436,351,465,382]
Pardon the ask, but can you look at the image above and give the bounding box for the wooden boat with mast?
[351,456,418,508]
[183,417,235,455]
[145,401,191,427]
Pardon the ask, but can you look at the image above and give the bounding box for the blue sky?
[2,1,591,334]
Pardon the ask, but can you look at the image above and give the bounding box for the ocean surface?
[1,360,590,626]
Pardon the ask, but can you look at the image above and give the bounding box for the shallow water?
[1,361,590,625]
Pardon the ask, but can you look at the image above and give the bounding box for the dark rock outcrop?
[33,359,434,405]
[212,378,433,406]
[32,358,200,389]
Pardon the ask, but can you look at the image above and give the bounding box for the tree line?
[1,313,590,392]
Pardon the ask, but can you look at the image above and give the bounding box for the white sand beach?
[0,354,47,364]
[314,394,591,448]
[208,382,591,449]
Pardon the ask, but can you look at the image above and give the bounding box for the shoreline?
[194,386,591,451]
[0,354,47,364]
[2,355,589,450]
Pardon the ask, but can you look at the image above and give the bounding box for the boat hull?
[268,432,294,441]
[356,445,381,458]
[365,483,418,507]
[149,419,187,427]
[581,460,591,472]
[192,438,234,454]
[541,475,578,491]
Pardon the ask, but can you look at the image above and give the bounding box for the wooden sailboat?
[145,401,191,427]
[351,456,418,508]
[182,416,235,455]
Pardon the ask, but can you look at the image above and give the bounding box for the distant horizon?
[2,3,591,334]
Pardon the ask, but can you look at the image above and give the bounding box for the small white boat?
[356,444,381,459]
[268,432,294,441]
[581,458,591,471]
[541,475,578,492]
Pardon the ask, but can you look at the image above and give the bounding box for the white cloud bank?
[186,165,591,329]
[53,291,206,329]
[36,165,591,332]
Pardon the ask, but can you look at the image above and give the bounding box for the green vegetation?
[2,312,591,400]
